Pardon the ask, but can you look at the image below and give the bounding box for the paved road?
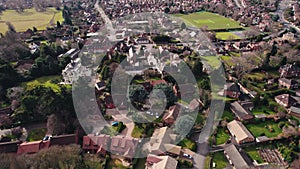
[275,0,300,33]
[233,0,243,8]
[95,0,118,41]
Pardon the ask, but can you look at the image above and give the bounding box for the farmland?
[0,8,63,33]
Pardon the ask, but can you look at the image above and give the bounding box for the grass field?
[216,32,241,40]
[175,11,243,31]
[0,8,63,33]
[246,120,282,138]
[23,75,63,93]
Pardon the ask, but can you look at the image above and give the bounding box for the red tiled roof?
[17,141,50,155]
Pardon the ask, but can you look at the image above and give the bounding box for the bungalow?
[230,101,254,121]
[278,78,299,89]
[224,144,253,169]
[227,120,255,144]
[288,106,300,118]
[146,154,178,169]
[82,134,110,156]
[275,94,297,108]
[162,104,181,126]
[279,64,300,78]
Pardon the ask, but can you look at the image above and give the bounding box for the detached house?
[163,104,181,126]
[223,83,241,99]
[279,64,300,78]
[275,94,297,108]
[278,78,299,89]
[230,101,254,121]
[227,120,255,144]
[146,154,178,169]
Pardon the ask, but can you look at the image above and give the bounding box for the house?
[146,154,178,169]
[50,134,79,146]
[224,144,253,169]
[230,101,254,121]
[17,140,51,155]
[275,94,297,108]
[110,135,139,160]
[0,107,12,115]
[227,120,255,144]
[82,134,110,156]
[190,98,202,110]
[278,78,299,89]
[146,127,178,156]
[163,104,181,126]
[0,141,21,153]
[296,90,300,97]
[137,37,151,44]
[224,83,241,98]
[279,64,300,78]
[288,106,300,118]
[95,81,106,91]
[175,84,196,100]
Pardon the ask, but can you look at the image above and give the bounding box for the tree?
[153,83,178,107]
[164,7,170,14]
[56,21,61,28]
[181,22,187,30]
[174,115,194,137]
[129,84,149,104]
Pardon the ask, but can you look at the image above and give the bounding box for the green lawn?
[132,125,144,138]
[175,11,243,30]
[222,110,234,121]
[178,138,197,151]
[0,8,63,33]
[204,156,212,169]
[27,128,47,141]
[252,105,276,116]
[244,147,264,164]
[215,128,230,145]
[201,56,221,69]
[212,152,229,169]
[246,120,282,138]
[216,32,241,40]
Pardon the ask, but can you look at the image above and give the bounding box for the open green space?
[27,128,47,141]
[215,128,230,145]
[201,56,221,69]
[252,105,276,116]
[244,147,264,164]
[0,8,63,33]
[216,32,241,40]
[211,152,229,169]
[174,11,243,30]
[23,75,63,93]
[245,120,282,138]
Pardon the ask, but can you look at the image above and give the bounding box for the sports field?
[174,11,243,30]
[0,8,63,33]
[216,32,241,40]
